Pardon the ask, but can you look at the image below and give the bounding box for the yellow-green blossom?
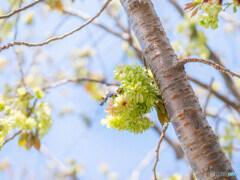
[102,63,158,134]
[17,87,27,96]
[0,99,5,112]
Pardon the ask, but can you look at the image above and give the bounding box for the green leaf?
[156,101,169,126]
[18,133,27,147]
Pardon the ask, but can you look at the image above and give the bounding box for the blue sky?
[0,0,240,179]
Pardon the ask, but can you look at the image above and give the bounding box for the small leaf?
[191,8,199,17]
[18,133,28,147]
[25,140,33,150]
[184,3,195,10]
[33,138,41,151]
[155,101,170,126]
[24,134,34,150]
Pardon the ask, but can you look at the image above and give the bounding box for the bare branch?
[168,0,184,16]
[106,7,128,32]
[40,144,71,174]
[179,58,240,79]
[203,78,214,115]
[99,89,122,105]
[220,12,240,29]
[3,130,22,146]
[0,0,45,20]
[62,8,143,61]
[153,122,168,180]
[42,78,117,90]
[0,0,112,53]
[131,146,167,180]
[62,8,126,40]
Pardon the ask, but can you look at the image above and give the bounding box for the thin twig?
[131,146,166,180]
[179,58,240,79]
[63,7,142,61]
[220,12,240,29]
[16,52,26,87]
[131,149,156,180]
[152,124,184,159]
[106,6,127,32]
[0,0,112,53]
[153,122,169,180]
[168,0,184,16]
[13,0,26,87]
[203,78,214,115]
[62,8,125,40]
[3,130,22,146]
[40,144,71,174]
[0,0,45,19]
[13,0,23,40]
[42,78,117,90]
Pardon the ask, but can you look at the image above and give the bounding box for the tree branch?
[203,78,214,115]
[0,0,112,53]
[0,0,45,20]
[62,8,126,40]
[168,0,184,16]
[179,58,240,79]
[42,78,117,90]
[62,7,143,60]
[3,130,22,146]
[153,122,168,180]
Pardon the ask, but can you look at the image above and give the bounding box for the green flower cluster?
[199,2,222,29]
[0,86,52,149]
[101,63,159,134]
[35,102,52,137]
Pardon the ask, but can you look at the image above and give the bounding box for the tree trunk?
[120,0,236,179]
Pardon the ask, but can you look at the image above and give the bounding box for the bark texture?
[120,0,236,179]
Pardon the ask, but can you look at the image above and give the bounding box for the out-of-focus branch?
[0,0,112,53]
[168,0,184,16]
[130,149,155,180]
[188,76,240,112]
[40,144,77,179]
[62,8,126,40]
[42,78,117,90]
[207,47,240,101]
[0,0,45,19]
[106,7,128,32]
[220,12,240,29]
[130,145,167,180]
[203,78,214,114]
[179,58,240,79]
[62,8,143,60]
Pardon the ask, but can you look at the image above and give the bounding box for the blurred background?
[0,0,239,179]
